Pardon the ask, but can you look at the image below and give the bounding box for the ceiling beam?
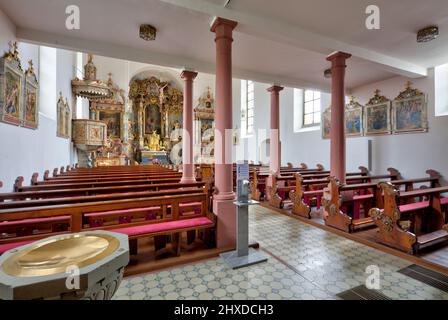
[16,27,331,92]
[160,0,428,78]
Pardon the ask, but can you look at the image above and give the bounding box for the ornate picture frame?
[23,60,39,129]
[364,89,391,135]
[0,42,23,127]
[345,96,363,137]
[57,92,70,139]
[321,107,331,139]
[392,82,428,134]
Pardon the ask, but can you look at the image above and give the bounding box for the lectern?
[220,162,268,269]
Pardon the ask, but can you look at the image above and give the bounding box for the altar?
[129,76,184,164]
[140,150,169,165]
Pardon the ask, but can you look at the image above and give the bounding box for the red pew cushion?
[0,240,33,255]
[85,207,161,217]
[0,216,71,227]
[353,194,374,201]
[113,217,213,237]
[399,201,430,213]
[441,197,448,205]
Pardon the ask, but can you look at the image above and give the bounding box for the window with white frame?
[241,80,255,136]
[303,89,321,127]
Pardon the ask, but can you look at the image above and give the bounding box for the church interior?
[0,0,448,302]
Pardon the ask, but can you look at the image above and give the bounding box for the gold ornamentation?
[72,54,111,100]
[395,81,424,100]
[366,89,389,105]
[139,24,157,41]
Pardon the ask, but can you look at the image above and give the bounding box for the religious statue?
[149,130,161,151]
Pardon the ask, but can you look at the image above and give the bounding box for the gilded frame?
[0,44,23,127]
[321,107,331,139]
[345,97,363,137]
[392,83,428,134]
[364,90,391,136]
[23,61,39,129]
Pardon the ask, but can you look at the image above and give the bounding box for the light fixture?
[139,24,157,41]
[417,26,439,43]
[324,69,332,79]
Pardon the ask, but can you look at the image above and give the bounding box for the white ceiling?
[0,0,445,91]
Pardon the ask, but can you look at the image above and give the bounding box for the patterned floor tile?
[113,205,448,300]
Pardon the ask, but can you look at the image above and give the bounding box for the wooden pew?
[321,172,442,233]
[369,182,448,254]
[249,166,370,201]
[15,176,185,192]
[0,192,215,257]
[0,182,207,202]
[265,169,397,209]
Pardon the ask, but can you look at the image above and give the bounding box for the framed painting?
[364,89,391,135]
[23,60,39,129]
[57,93,69,138]
[345,96,363,137]
[100,111,121,138]
[0,43,23,126]
[65,98,71,138]
[321,107,331,139]
[392,82,428,134]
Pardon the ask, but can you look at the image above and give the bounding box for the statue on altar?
[148,130,161,151]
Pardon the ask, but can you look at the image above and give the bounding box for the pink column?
[326,52,351,183]
[267,85,284,175]
[180,70,198,183]
[211,17,238,249]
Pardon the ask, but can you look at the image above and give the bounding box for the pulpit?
[72,119,107,167]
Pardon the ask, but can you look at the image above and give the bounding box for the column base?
[180,177,197,184]
[213,197,236,249]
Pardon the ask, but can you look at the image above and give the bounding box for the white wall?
[233,81,369,172]
[0,9,78,191]
[351,70,448,182]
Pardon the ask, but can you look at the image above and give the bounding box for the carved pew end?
[300,163,308,170]
[387,167,403,180]
[44,170,50,181]
[358,166,370,176]
[31,173,39,185]
[53,168,59,177]
[14,176,24,192]
[316,164,325,171]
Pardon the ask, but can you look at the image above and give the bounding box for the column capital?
[181,70,198,80]
[267,85,284,93]
[326,51,352,62]
[210,17,238,33]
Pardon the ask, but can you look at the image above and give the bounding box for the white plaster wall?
[351,70,448,181]
[0,10,78,191]
[233,81,369,172]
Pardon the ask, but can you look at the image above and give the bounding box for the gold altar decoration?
[96,137,128,166]
[91,73,126,139]
[146,130,162,151]
[129,76,183,154]
[2,233,119,277]
[71,54,112,100]
[195,87,215,164]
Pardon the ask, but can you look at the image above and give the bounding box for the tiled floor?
[113,206,448,300]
